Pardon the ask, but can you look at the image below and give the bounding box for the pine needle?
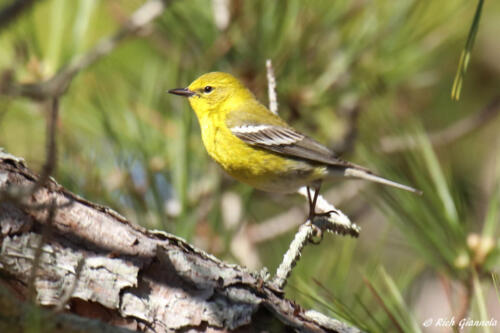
[451,0,484,101]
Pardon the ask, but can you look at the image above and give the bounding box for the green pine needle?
[492,273,500,304]
[451,0,484,101]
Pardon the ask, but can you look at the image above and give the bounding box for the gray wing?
[229,122,422,194]
[230,124,354,168]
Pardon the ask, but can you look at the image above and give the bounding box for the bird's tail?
[343,167,422,195]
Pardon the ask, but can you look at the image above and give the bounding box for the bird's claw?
[308,223,323,244]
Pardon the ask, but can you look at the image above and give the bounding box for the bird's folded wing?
[228,120,353,168]
[226,107,421,194]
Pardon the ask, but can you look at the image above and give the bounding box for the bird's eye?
[203,86,213,93]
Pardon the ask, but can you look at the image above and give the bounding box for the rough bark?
[0,150,361,332]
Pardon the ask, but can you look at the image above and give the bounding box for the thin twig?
[438,273,454,319]
[272,205,358,289]
[455,274,474,329]
[1,0,168,100]
[266,59,278,115]
[272,222,314,289]
[380,95,500,153]
[32,98,59,192]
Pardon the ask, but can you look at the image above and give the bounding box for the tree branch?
[0,150,361,333]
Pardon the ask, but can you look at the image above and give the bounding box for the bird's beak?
[168,88,195,97]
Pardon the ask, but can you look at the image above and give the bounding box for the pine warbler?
[169,72,420,217]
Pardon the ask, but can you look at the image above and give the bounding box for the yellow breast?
[198,114,324,193]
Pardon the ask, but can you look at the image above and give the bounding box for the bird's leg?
[306,186,313,218]
[310,184,339,218]
[306,186,311,203]
[306,183,323,244]
[306,185,320,220]
[307,182,337,218]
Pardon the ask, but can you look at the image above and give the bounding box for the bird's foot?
[309,223,323,244]
[305,218,324,244]
[312,210,338,218]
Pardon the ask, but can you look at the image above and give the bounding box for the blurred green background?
[0,0,499,332]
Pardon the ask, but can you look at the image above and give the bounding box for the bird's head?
[169,72,254,118]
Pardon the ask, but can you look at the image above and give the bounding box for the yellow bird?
[169,72,420,218]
